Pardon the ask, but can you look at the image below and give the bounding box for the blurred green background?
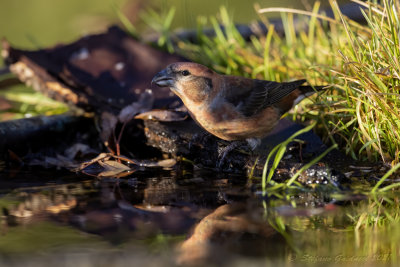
[0,0,343,50]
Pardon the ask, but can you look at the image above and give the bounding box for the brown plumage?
[152,62,325,147]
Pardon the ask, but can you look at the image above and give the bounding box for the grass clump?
[259,122,338,194]
[0,82,68,121]
[156,0,400,165]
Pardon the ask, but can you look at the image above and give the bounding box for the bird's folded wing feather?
[223,77,306,117]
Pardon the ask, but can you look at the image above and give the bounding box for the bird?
[152,62,326,165]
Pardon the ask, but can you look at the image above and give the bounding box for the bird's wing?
[224,77,306,117]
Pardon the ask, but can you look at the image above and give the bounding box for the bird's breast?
[186,99,281,141]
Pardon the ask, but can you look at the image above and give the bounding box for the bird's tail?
[298,85,327,94]
[294,85,327,105]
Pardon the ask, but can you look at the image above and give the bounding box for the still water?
[0,167,398,266]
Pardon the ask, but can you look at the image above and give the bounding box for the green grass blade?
[371,163,400,193]
[286,144,338,186]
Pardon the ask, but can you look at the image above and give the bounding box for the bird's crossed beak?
[152,69,174,87]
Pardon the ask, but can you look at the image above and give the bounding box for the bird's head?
[152,62,217,103]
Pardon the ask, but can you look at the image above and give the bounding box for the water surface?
[0,167,397,266]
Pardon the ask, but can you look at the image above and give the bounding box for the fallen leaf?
[97,169,133,177]
[96,159,133,177]
[77,153,111,171]
[136,158,176,168]
[156,158,177,168]
[135,109,187,122]
[118,89,154,123]
[98,160,131,171]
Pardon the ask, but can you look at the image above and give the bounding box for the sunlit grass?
[0,84,68,121]
[160,1,400,167]
[130,0,400,191]
[257,122,338,194]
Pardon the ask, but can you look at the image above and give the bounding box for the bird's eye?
[181,70,190,76]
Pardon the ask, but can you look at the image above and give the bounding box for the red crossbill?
[152,62,326,162]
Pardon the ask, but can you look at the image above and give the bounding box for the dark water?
[0,167,398,266]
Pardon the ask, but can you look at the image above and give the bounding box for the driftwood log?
[2,26,184,114]
[0,114,99,164]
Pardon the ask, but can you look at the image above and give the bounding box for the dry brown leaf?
[96,159,133,177]
[76,153,111,171]
[135,109,187,122]
[97,169,133,177]
[136,158,176,168]
[98,160,131,171]
[118,89,154,123]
